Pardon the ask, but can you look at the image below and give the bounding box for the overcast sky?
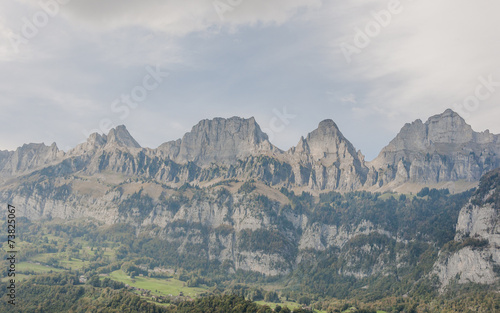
[1,0,499,160]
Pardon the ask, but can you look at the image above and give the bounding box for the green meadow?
[108,270,208,297]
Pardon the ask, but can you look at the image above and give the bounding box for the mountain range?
[1,109,499,193]
[0,108,499,296]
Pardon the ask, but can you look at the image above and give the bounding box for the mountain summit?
[68,125,140,157]
[158,116,276,166]
[0,142,62,178]
[288,119,368,190]
[292,119,350,160]
[368,109,500,190]
[107,125,141,148]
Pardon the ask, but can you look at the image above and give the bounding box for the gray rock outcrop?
[286,119,368,190]
[157,117,277,166]
[434,169,500,287]
[368,109,500,188]
[0,142,64,178]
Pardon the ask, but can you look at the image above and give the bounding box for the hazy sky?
[1,0,499,160]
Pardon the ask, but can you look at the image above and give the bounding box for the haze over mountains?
[1,109,499,193]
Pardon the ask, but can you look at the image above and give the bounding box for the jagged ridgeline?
[0,109,499,301]
[1,109,499,192]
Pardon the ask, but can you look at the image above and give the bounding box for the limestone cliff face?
[0,142,64,178]
[1,184,292,275]
[0,150,13,170]
[0,156,486,281]
[1,183,399,277]
[368,109,500,188]
[434,169,500,287]
[287,119,368,191]
[157,117,276,166]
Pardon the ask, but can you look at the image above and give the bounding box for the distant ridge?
[367,109,500,191]
[0,109,499,192]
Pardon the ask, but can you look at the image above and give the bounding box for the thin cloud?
[324,0,500,133]
[60,0,322,35]
[340,93,357,104]
[0,0,499,160]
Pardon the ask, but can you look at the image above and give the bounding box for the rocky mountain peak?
[68,126,139,156]
[425,109,473,144]
[161,116,275,166]
[286,119,368,191]
[1,110,498,194]
[88,133,107,147]
[188,116,268,143]
[0,142,64,176]
[293,136,309,154]
[368,109,500,189]
[106,125,141,148]
[376,109,475,155]
[14,142,61,161]
[296,119,357,162]
[317,119,339,130]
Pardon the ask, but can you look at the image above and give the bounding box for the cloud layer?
[0,0,499,160]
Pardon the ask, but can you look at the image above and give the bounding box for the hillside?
[1,110,500,312]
